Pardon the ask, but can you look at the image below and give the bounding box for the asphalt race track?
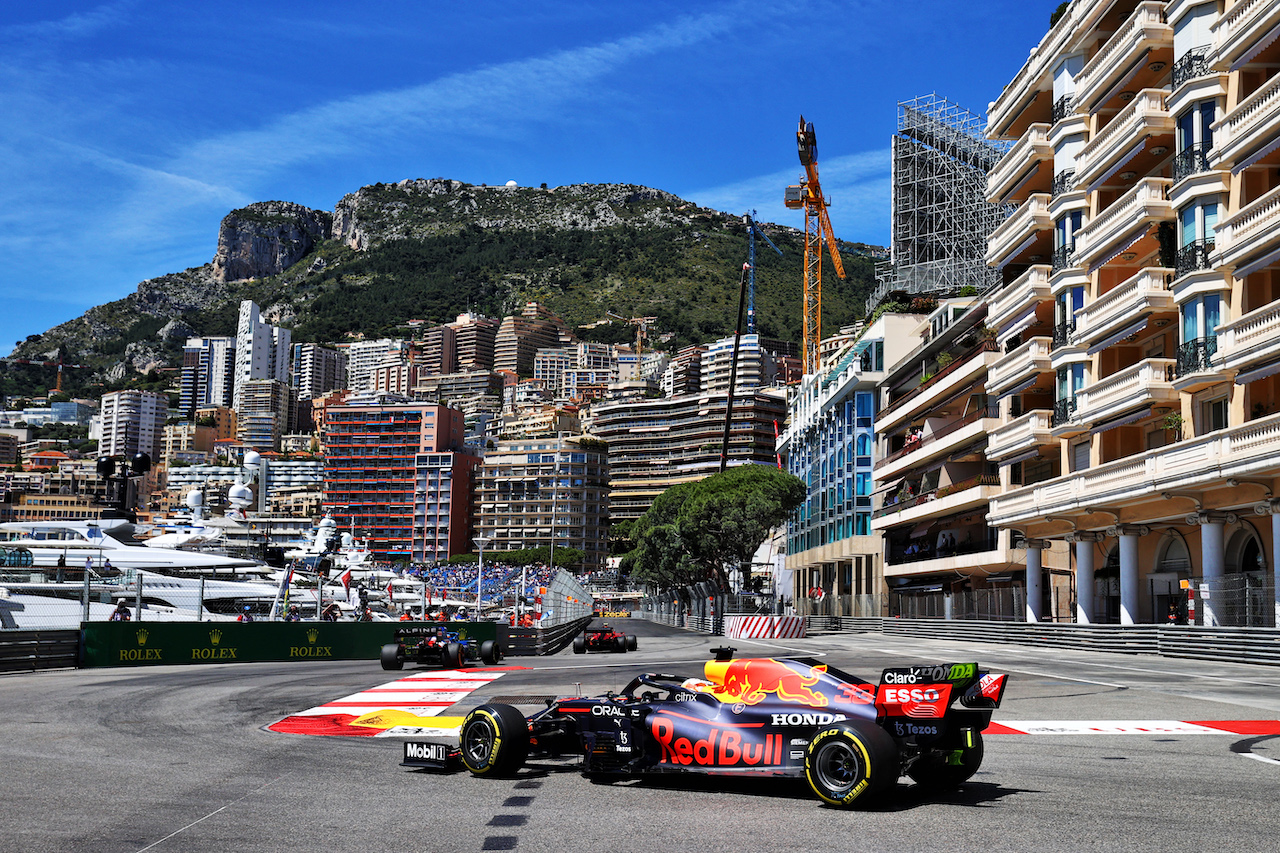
[4,618,1280,852]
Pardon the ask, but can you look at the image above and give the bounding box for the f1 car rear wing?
[878,663,1008,710]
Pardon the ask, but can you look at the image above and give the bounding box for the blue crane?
[742,211,783,335]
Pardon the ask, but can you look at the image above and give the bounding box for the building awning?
[1230,20,1280,72]
[1235,358,1280,386]
[997,233,1039,270]
[1086,138,1147,195]
[997,305,1039,346]
[1232,133,1280,176]
[1233,242,1280,281]
[998,448,1042,467]
[871,477,904,496]
[1088,227,1147,274]
[910,522,935,538]
[1088,407,1150,435]
[1086,316,1149,355]
[997,375,1039,401]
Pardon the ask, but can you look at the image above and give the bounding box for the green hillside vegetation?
[5,181,882,398]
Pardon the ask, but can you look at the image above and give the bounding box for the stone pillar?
[1200,516,1226,627]
[1112,526,1149,625]
[1024,539,1046,624]
[1074,537,1096,624]
[1273,512,1280,628]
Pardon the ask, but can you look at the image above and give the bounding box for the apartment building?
[99,389,168,461]
[778,315,914,616]
[232,301,291,410]
[494,303,572,376]
[322,402,476,561]
[473,435,610,572]
[290,343,347,401]
[179,336,235,419]
[591,389,788,523]
[982,0,1280,627]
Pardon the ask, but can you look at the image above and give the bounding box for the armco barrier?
[0,629,80,672]
[80,621,502,668]
[644,611,1280,668]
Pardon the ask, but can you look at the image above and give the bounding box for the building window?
[1174,99,1215,181]
[1053,210,1083,271]
[1200,396,1228,434]
[1054,363,1084,425]
[1177,292,1221,375]
[1176,198,1218,277]
[1070,439,1090,473]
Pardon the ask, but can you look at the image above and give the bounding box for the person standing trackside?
[56,553,66,583]
[110,601,131,622]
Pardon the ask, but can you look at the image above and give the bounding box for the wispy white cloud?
[683,148,892,243]
[0,0,136,43]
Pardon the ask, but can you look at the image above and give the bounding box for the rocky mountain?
[4,180,882,399]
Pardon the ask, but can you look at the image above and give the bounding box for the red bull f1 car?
[401,649,1008,807]
[573,624,638,654]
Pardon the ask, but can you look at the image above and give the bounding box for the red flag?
[385,578,394,599]
[337,567,353,601]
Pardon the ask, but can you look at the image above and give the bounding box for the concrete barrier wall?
[81,621,502,668]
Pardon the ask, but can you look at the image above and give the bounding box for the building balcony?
[987,336,1053,398]
[986,0,1115,138]
[1172,335,1227,393]
[986,193,1052,268]
[875,407,1000,482]
[1074,178,1173,269]
[1073,357,1178,426]
[875,342,1001,433]
[1214,184,1280,278]
[1074,267,1175,347]
[1074,2,1173,113]
[1172,44,1213,91]
[871,476,1001,530]
[1218,300,1280,378]
[988,264,1052,335]
[1211,73,1280,173]
[989,412,1280,528]
[987,409,1055,461]
[987,123,1053,204]
[1172,142,1214,183]
[1211,0,1280,71]
[1074,89,1174,191]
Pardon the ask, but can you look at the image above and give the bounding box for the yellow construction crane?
[785,115,845,375]
[606,311,657,356]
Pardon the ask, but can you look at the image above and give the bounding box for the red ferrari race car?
[572,623,637,654]
[402,647,1008,807]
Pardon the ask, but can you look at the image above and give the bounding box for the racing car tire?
[573,636,586,654]
[444,642,464,669]
[379,643,403,671]
[804,720,898,807]
[459,703,529,777]
[907,733,984,792]
[614,635,627,653]
[479,639,501,665]
[626,634,638,651]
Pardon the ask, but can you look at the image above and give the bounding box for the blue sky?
[0,0,1053,355]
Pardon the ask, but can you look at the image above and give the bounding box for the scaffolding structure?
[867,94,1014,314]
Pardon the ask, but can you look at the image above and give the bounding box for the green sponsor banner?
[81,621,501,668]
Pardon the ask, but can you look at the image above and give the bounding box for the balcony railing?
[1052,94,1075,124]
[1211,0,1280,70]
[874,405,1000,470]
[1053,398,1077,426]
[1052,321,1075,349]
[1219,301,1280,372]
[1075,89,1172,190]
[1074,266,1174,345]
[1213,74,1280,170]
[1172,45,1211,90]
[1052,169,1076,198]
[1051,245,1077,273]
[1175,238,1215,278]
[873,474,1000,519]
[1073,2,1171,111]
[1173,143,1213,183]
[1176,336,1218,376]
[1216,184,1280,272]
[878,339,999,424]
[1073,357,1178,424]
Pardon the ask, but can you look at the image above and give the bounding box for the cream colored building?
[983,0,1280,626]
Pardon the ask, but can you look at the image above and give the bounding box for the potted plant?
[1161,412,1183,440]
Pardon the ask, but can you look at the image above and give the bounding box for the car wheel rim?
[463,722,494,765]
[814,740,861,795]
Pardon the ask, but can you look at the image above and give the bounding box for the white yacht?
[0,518,267,578]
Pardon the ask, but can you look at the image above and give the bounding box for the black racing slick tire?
[380,643,403,671]
[614,635,627,653]
[626,634,638,651]
[459,703,529,777]
[908,733,984,792]
[804,721,899,807]
[479,640,501,665]
[443,642,463,669]
[573,636,586,654]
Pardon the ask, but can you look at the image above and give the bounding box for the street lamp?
[473,535,492,617]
